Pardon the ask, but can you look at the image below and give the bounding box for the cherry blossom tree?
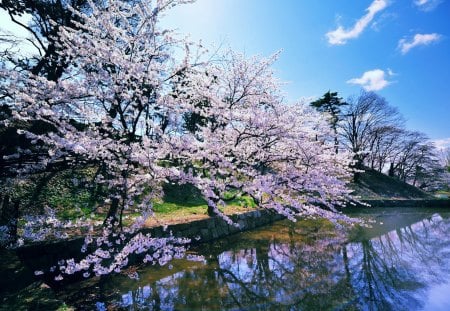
[2,0,198,274]
[1,0,355,277]
[173,51,354,221]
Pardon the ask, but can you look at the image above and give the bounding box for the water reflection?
[58,209,450,310]
[345,212,450,310]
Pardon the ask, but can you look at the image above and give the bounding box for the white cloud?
[347,69,390,91]
[326,0,388,45]
[398,33,441,54]
[432,138,450,150]
[414,0,443,11]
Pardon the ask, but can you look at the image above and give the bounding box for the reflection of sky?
[345,213,450,309]
[422,282,450,311]
[268,243,295,276]
[217,237,346,306]
[66,210,450,310]
[118,272,184,309]
[218,249,257,283]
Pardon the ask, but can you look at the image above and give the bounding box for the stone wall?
[141,209,284,244]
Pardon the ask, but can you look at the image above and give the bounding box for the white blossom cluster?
[57,222,189,280]
[20,207,99,243]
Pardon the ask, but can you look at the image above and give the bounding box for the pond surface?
[57,208,450,310]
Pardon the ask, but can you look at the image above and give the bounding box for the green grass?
[435,190,450,195]
[57,206,91,220]
[143,184,257,227]
[434,190,450,199]
[154,183,256,214]
[153,201,208,214]
[57,303,75,311]
[351,167,432,200]
[7,168,99,215]
[225,195,257,208]
[152,195,255,215]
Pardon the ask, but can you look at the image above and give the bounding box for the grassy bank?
[146,183,256,227]
[350,168,432,200]
[4,166,445,242]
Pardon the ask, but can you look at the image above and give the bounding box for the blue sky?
[162,0,450,147]
[1,0,449,146]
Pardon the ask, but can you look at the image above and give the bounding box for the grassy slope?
[144,183,256,227]
[349,168,432,200]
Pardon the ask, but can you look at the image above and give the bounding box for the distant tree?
[389,131,443,190]
[365,125,402,172]
[310,91,347,153]
[339,91,403,178]
[440,148,450,190]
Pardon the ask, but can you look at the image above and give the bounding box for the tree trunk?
[334,135,339,154]
[0,195,19,246]
[207,204,217,217]
[104,197,120,227]
[388,163,395,177]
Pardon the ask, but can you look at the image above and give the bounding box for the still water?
[57,208,450,310]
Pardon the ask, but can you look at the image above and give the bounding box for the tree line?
[310,90,447,190]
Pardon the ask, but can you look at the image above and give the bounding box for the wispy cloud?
[432,138,450,150]
[414,0,443,11]
[347,69,391,91]
[371,12,397,32]
[398,33,441,54]
[387,68,397,76]
[326,0,388,45]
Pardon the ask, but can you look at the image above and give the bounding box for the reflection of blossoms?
[53,223,190,280]
[185,254,206,263]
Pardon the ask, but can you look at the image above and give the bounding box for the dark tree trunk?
[207,194,221,217]
[388,163,395,177]
[353,171,360,183]
[0,195,19,247]
[103,197,120,227]
[334,135,339,154]
[207,204,217,217]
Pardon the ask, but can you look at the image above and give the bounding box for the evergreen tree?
[310,91,347,153]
